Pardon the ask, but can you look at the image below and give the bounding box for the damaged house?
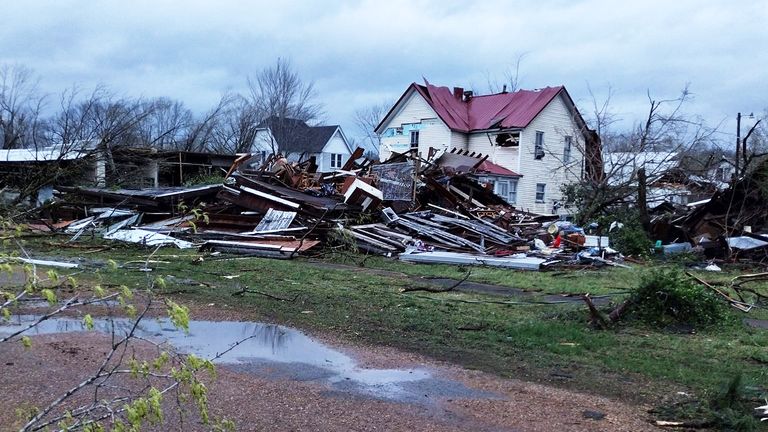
[252,116,354,172]
[0,141,238,204]
[375,80,599,214]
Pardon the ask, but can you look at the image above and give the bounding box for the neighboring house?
[604,151,723,208]
[375,80,598,214]
[252,117,353,172]
[707,157,735,184]
[0,142,238,202]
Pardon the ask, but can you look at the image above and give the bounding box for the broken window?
[534,131,545,159]
[495,132,520,147]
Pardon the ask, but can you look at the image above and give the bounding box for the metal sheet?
[399,251,544,270]
[253,209,297,233]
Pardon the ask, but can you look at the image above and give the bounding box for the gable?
[321,129,353,154]
[375,85,443,134]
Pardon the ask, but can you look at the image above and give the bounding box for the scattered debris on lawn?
[18,148,626,270]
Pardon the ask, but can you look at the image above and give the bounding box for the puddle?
[0,315,497,404]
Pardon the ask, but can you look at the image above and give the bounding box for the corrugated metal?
[417,82,563,132]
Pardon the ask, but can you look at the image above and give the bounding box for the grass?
[6,235,768,411]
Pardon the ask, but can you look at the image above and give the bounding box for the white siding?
[514,94,584,215]
[450,131,468,151]
[319,130,352,172]
[252,130,276,153]
[467,133,520,171]
[379,90,451,160]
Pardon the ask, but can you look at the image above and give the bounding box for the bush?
[629,269,727,328]
[593,209,652,256]
[609,221,652,256]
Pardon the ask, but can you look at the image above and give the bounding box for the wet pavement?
[0,315,498,405]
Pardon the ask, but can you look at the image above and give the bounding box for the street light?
[735,112,761,177]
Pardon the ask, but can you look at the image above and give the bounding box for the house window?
[495,181,508,199]
[410,130,419,149]
[535,183,546,203]
[534,131,545,159]
[563,136,572,164]
[492,178,518,204]
[330,153,343,169]
[495,132,520,147]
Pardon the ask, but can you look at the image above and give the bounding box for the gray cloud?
[2,0,766,143]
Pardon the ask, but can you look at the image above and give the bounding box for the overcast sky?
[2,0,766,146]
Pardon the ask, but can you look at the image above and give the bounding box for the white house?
[375,80,598,214]
[252,117,354,172]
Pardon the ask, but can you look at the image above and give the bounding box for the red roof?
[409,81,564,132]
[474,160,521,177]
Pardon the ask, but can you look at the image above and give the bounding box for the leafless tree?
[353,101,390,159]
[247,58,323,155]
[176,94,233,153]
[136,97,194,150]
[208,94,261,154]
[0,64,47,149]
[562,84,718,228]
[486,53,528,94]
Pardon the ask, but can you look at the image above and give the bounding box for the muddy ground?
[0,303,659,432]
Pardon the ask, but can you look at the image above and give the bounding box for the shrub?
[629,269,727,328]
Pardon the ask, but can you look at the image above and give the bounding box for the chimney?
[453,87,464,99]
[502,84,508,94]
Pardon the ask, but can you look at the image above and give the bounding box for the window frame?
[330,153,344,169]
[534,131,545,160]
[535,183,546,203]
[410,130,420,149]
[563,135,572,164]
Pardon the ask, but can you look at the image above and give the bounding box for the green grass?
[7,234,768,408]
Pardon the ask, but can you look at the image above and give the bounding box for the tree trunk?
[637,168,651,233]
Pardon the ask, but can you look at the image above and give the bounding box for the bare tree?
[136,97,194,150]
[353,101,390,159]
[247,58,323,155]
[176,94,233,152]
[485,53,528,94]
[563,85,718,227]
[0,64,47,149]
[208,94,261,154]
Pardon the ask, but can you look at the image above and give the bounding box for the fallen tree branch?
[231,286,300,302]
[400,270,471,293]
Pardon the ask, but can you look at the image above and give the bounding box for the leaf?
[83,314,94,330]
[41,289,57,305]
[21,336,32,349]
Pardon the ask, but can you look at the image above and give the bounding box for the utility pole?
[735,112,741,177]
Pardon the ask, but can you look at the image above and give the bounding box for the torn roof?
[379,80,566,133]
[0,142,96,163]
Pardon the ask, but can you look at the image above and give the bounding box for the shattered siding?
[379,90,450,160]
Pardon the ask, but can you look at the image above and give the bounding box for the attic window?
[495,132,520,147]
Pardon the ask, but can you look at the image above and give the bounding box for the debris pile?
[26,148,623,270]
[649,159,768,264]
